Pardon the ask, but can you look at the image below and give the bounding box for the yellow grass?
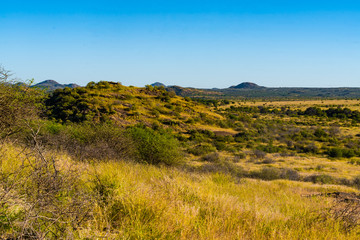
[2,143,360,239]
[220,99,360,111]
[194,124,238,134]
[85,160,360,239]
[229,153,360,179]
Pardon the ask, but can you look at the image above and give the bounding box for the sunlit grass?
[219,99,360,111]
[2,143,360,239]
[83,158,360,239]
[231,153,360,179]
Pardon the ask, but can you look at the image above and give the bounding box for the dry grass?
[2,143,360,239]
[86,160,360,239]
[194,124,238,134]
[220,99,360,111]
[229,153,360,179]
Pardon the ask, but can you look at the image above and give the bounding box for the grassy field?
[2,143,360,239]
[219,99,360,110]
[3,81,360,238]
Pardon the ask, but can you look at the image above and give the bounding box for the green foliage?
[213,141,236,152]
[200,152,221,162]
[0,68,44,139]
[250,167,282,180]
[188,129,215,143]
[127,126,182,166]
[327,148,344,158]
[200,159,245,178]
[250,167,300,181]
[45,84,115,123]
[304,174,337,184]
[187,143,217,156]
[314,127,328,138]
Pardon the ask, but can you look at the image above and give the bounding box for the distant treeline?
[226,106,360,122]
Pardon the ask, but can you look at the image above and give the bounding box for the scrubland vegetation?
[2,68,360,238]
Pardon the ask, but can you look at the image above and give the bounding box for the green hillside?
[45,81,224,131]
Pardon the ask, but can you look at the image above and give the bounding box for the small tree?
[0,66,43,140]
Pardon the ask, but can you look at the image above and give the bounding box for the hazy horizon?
[1,1,360,88]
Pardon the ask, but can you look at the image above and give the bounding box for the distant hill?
[165,84,360,100]
[229,82,264,89]
[150,82,166,87]
[33,80,80,91]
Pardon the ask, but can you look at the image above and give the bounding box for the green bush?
[303,174,337,184]
[343,149,356,158]
[280,168,300,181]
[187,143,217,156]
[127,126,182,166]
[249,167,300,181]
[327,148,343,158]
[45,85,114,123]
[200,152,221,162]
[200,160,245,178]
[250,167,281,180]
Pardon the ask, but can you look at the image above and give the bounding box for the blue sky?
[1,1,360,88]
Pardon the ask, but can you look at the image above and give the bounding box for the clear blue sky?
[1,0,360,88]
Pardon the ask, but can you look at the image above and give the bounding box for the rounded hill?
[229,82,264,89]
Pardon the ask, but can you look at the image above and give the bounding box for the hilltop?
[33,80,80,91]
[45,81,224,131]
[229,82,264,89]
[150,82,166,87]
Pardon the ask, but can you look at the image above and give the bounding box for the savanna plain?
[2,70,360,239]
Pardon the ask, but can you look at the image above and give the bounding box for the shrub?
[303,174,337,184]
[249,167,300,181]
[39,122,134,161]
[255,158,275,164]
[0,69,43,140]
[301,143,319,154]
[200,160,244,178]
[250,167,281,180]
[343,149,356,158]
[327,148,343,158]
[0,143,92,238]
[351,175,360,189]
[314,128,328,138]
[253,149,266,159]
[187,143,217,156]
[280,168,301,181]
[200,152,221,162]
[349,159,360,165]
[127,126,182,166]
[214,141,227,151]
